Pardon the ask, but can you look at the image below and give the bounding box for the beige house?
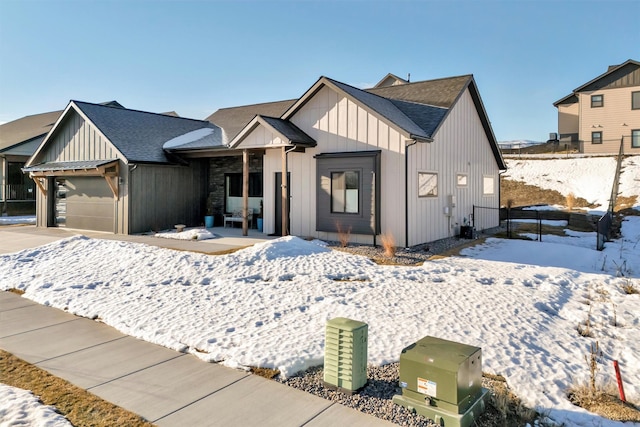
[554,59,640,154]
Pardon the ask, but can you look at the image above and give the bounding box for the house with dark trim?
[554,59,640,154]
[24,73,506,247]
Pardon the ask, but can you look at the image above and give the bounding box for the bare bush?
[335,221,351,247]
[566,192,576,211]
[380,233,396,258]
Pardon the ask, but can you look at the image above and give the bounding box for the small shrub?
[566,192,576,211]
[335,221,351,247]
[586,341,603,396]
[380,233,396,258]
[622,279,638,294]
[577,305,593,338]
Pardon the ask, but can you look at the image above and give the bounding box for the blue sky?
[0,0,638,141]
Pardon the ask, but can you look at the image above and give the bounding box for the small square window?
[592,131,602,144]
[633,91,640,110]
[632,130,640,149]
[483,176,495,195]
[591,94,603,108]
[418,172,438,197]
[456,174,468,187]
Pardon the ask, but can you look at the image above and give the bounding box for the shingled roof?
[206,99,296,143]
[0,110,62,151]
[366,75,471,108]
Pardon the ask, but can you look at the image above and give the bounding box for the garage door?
[61,177,115,232]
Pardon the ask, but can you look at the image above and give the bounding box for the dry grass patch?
[501,179,594,209]
[615,195,638,212]
[250,366,280,379]
[621,279,639,295]
[8,288,25,295]
[567,383,640,423]
[483,372,538,426]
[0,350,155,427]
[380,233,396,258]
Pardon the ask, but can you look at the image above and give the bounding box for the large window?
[226,173,262,197]
[591,131,602,144]
[632,91,640,110]
[632,130,640,149]
[483,176,495,195]
[418,172,438,197]
[331,171,359,213]
[591,94,603,108]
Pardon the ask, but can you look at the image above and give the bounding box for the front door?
[274,172,290,236]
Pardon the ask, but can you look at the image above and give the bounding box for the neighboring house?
[554,59,640,154]
[0,110,61,215]
[24,101,221,233]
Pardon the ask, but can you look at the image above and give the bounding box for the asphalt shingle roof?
[0,110,62,151]
[366,75,471,108]
[74,101,222,163]
[260,116,315,146]
[205,99,296,142]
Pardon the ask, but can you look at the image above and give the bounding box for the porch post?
[242,149,249,236]
[281,146,288,236]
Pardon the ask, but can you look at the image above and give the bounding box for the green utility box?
[323,317,368,393]
[393,336,489,427]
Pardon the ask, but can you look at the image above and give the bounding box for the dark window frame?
[632,129,640,149]
[225,172,263,198]
[330,170,360,214]
[591,131,603,144]
[591,94,604,108]
[632,91,640,110]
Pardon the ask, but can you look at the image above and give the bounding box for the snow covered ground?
[1,156,639,426]
[0,384,72,427]
[1,217,639,427]
[0,215,35,225]
[504,156,640,212]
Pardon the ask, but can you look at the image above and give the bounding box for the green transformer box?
[393,336,490,427]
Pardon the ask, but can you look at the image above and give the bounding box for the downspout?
[405,139,418,248]
[283,145,298,236]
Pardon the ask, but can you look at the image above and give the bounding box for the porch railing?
[4,183,36,201]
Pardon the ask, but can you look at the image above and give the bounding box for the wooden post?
[281,146,288,236]
[242,149,249,236]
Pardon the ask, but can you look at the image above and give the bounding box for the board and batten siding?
[262,85,407,245]
[128,162,206,234]
[30,110,129,234]
[578,86,640,154]
[408,89,500,246]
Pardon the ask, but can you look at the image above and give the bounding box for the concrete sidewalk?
[0,292,392,426]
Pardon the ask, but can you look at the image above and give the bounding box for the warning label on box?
[417,378,437,397]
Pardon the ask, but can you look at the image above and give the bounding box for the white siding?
[408,89,500,245]
[262,86,407,245]
[255,85,500,247]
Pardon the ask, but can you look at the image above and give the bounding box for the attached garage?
[24,101,220,234]
[55,176,115,232]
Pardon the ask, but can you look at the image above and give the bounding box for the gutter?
[404,136,433,247]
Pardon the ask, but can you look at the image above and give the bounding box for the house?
[553,59,640,154]
[23,101,220,233]
[1,109,61,215]
[169,74,506,247]
[24,73,505,247]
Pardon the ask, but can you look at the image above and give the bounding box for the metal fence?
[597,137,625,251]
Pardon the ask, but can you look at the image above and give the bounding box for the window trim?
[632,129,640,149]
[632,91,640,110]
[591,131,603,145]
[330,170,360,214]
[456,173,468,188]
[483,175,495,196]
[418,171,438,198]
[591,94,604,108]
